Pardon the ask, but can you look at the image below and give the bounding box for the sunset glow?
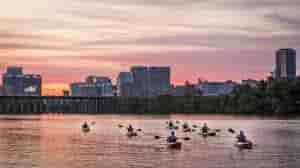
[1,0,300,95]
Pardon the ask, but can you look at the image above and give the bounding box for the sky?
[0,0,300,95]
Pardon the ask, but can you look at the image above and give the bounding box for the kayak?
[167,126,179,130]
[183,128,191,132]
[208,132,217,136]
[168,142,182,150]
[82,126,90,133]
[235,141,253,149]
[127,132,138,137]
[199,132,217,137]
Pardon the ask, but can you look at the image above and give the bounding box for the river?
[0,114,299,168]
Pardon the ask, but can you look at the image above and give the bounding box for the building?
[0,86,3,96]
[170,85,186,96]
[2,66,42,96]
[23,74,42,96]
[130,66,171,97]
[70,76,113,97]
[148,67,171,97]
[3,66,24,96]
[275,48,296,79]
[241,79,258,88]
[198,81,236,96]
[131,66,149,97]
[63,90,70,97]
[170,84,199,97]
[117,72,134,97]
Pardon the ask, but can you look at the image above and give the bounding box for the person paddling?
[202,123,209,134]
[82,122,89,129]
[167,131,178,143]
[237,130,247,143]
[168,120,174,128]
[183,122,189,129]
[127,124,134,133]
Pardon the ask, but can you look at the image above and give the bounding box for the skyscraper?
[117,72,134,97]
[130,66,171,97]
[131,66,148,97]
[3,66,24,96]
[148,66,171,97]
[275,48,296,79]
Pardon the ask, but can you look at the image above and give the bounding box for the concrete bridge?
[0,96,221,114]
[0,96,155,114]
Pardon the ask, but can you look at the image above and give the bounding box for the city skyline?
[0,47,298,95]
[1,0,300,95]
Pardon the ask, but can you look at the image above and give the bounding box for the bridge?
[0,96,221,114]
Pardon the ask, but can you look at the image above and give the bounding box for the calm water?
[0,114,300,168]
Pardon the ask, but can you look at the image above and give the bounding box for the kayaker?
[127,124,134,133]
[82,122,89,129]
[168,120,174,128]
[202,123,209,134]
[167,131,178,143]
[237,130,247,143]
[183,122,189,129]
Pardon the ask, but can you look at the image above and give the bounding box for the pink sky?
[1,0,300,95]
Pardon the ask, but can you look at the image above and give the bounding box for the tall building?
[131,66,148,97]
[117,72,134,97]
[70,76,113,97]
[2,66,42,96]
[130,66,171,97]
[148,67,171,97]
[275,48,296,79]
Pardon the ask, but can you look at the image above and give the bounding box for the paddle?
[228,128,236,134]
[214,129,221,132]
[154,135,191,141]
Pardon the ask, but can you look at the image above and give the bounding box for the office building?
[131,66,148,97]
[70,76,113,97]
[275,48,296,79]
[117,72,134,97]
[130,66,171,97]
[148,67,171,97]
[198,80,236,96]
[23,74,42,96]
[2,66,42,96]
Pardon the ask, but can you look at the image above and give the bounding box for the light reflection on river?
[0,114,299,168]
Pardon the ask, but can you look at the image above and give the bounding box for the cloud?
[264,12,300,30]
[1,0,300,90]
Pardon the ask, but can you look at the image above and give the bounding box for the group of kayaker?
[83,121,252,150]
[165,122,251,149]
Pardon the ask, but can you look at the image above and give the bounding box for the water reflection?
[0,114,299,168]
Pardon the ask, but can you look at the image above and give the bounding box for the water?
[0,114,299,168]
